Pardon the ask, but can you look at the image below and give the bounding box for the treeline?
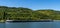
[0,6,60,20]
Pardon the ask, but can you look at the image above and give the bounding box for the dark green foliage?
[0,6,60,20]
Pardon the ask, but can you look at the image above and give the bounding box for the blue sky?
[0,0,60,10]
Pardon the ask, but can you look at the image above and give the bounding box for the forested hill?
[0,6,60,21]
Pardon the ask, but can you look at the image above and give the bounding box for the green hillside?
[0,6,60,21]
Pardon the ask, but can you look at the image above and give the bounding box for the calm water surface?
[0,20,60,28]
[6,22,53,28]
[0,23,5,28]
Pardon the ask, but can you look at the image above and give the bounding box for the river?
[0,20,60,28]
[0,23,5,28]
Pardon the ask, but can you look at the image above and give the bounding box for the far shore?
[0,20,60,23]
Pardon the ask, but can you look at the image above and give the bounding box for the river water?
[0,20,60,28]
[0,23,5,28]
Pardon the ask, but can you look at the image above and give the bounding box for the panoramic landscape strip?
[0,6,60,22]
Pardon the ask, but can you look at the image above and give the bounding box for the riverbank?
[0,20,60,23]
[0,20,5,23]
[53,20,60,22]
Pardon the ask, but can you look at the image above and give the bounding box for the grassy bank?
[0,20,5,23]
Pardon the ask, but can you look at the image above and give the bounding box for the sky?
[0,0,60,10]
